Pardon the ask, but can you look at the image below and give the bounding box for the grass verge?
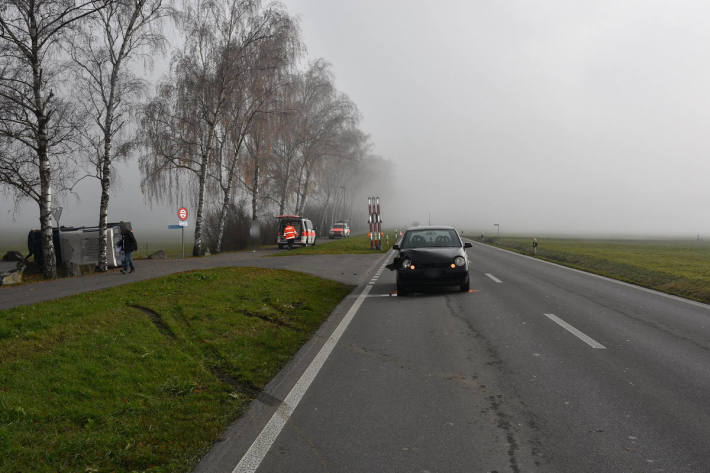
[271,233,394,256]
[474,236,710,303]
[0,267,351,473]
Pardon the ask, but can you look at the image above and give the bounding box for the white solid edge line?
[544,313,606,349]
[232,256,390,473]
[485,272,503,284]
[471,241,710,311]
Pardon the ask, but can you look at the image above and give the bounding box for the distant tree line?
[0,0,391,278]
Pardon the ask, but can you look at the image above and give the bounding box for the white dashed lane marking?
[485,273,503,283]
[544,313,606,349]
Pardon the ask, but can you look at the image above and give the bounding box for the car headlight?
[401,258,412,269]
[454,256,466,267]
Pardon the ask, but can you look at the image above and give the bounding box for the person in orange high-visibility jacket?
[283,224,298,249]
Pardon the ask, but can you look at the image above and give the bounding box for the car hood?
[399,247,465,263]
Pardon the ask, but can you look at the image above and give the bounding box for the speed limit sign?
[178,207,188,221]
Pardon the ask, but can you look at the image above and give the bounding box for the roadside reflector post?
[367,196,382,250]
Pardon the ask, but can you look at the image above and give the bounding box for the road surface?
[196,241,710,473]
[0,250,381,310]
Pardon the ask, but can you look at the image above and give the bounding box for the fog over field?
[3,0,710,238]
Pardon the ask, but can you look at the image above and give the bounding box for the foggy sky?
[3,0,710,238]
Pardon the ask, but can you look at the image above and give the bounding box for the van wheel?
[312,238,317,246]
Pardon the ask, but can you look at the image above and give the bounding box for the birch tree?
[0,0,105,278]
[292,60,356,215]
[211,2,298,251]
[70,0,166,271]
[141,0,296,255]
[140,0,246,255]
[270,75,303,215]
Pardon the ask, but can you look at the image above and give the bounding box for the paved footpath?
[0,250,383,311]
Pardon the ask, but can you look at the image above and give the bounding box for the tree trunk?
[293,162,305,214]
[251,158,259,221]
[192,158,208,256]
[298,166,311,215]
[97,107,114,271]
[215,169,235,253]
[39,179,56,279]
[215,196,229,254]
[32,39,57,278]
[97,162,111,271]
[192,117,219,256]
[318,190,331,235]
[278,173,288,215]
[277,151,293,215]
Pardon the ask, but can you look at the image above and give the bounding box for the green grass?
[0,232,26,259]
[0,267,351,473]
[271,233,394,256]
[475,236,710,303]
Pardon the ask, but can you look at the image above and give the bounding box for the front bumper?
[396,266,469,287]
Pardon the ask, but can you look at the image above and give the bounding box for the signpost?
[168,208,188,258]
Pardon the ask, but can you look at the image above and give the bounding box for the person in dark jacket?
[119,228,138,274]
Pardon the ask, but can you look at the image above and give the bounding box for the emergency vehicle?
[328,222,351,239]
[275,215,317,248]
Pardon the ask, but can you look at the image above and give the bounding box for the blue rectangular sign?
[168,225,182,229]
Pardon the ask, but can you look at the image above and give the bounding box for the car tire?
[397,283,409,296]
[278,244,284,249]
[460,278,470,292]
[312,238,317,246]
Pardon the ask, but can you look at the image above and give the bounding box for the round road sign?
[178,207,188,221]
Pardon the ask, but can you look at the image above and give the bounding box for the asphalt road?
[196,241,710,473]
[0,250,381,310]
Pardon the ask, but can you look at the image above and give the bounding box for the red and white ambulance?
[275,215,317,248]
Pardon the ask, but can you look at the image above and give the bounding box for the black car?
[391,226,472,296]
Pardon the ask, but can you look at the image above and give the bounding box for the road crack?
[443,295,546,471]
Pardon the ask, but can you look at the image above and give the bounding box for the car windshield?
[333,224,345,229]
[401,229,461,248]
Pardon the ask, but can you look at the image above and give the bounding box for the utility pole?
[494,223,500,237]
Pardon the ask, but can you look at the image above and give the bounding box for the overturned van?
[28,222,129,269]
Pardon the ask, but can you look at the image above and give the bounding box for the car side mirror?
[464,242,472,248]
[392,244,400,250]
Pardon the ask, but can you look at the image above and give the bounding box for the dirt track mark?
[128,304,177,339]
